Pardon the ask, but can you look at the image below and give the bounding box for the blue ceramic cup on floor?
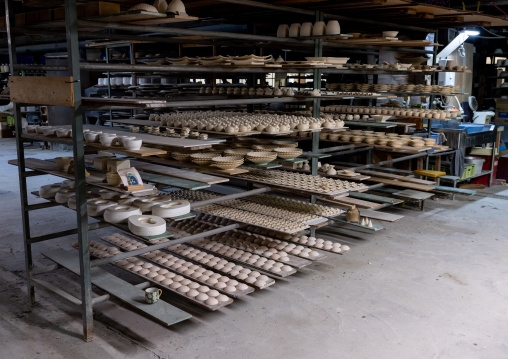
[145,287,162,304]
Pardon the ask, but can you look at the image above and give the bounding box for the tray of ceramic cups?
[218,228,328,262]
[102,234,254,298]
[207,231,319,267]
[189,238,298,277]
[159,111,344,135]
[75,240,233,310]
[103,232,274,290]
[165,222,298,278]
[274,234,350,255]
[177,217,318,265]
[172,218,313,268]
[141,250,254,298]
[234,168,367,196]
[115,257,234,310]
[165,189,325,227]
[167,243,275,289]
[192,204,310,234]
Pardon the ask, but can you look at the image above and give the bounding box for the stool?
[413,169,446,185]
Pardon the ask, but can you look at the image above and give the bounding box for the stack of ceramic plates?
[171,152,192,162]
[246,151,278,165]
[211,156,244,169]
[274,148,303,160]
[190,153,217,165]
[224,148,252,157]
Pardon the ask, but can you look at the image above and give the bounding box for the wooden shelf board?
[43,249,192,326]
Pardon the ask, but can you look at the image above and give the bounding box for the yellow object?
[414,169,446,178]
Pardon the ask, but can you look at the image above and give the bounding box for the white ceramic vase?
[277,24,289,38]
[300,22,313,36]
[312,21,326,36]
[326,20,340,35]
[289,23,301,37]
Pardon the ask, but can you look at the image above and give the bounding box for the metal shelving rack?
[6,0,470,342]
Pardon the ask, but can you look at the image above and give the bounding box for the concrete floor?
[1,137,508,359]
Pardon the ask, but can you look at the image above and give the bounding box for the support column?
[5,0,34,306]
[65,0,94,341]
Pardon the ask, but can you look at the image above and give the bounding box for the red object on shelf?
[471,155,498,186]
[496,154,508,181]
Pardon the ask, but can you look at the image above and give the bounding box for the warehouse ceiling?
[6,0,508,29]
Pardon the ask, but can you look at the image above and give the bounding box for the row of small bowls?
[84,131,143,151]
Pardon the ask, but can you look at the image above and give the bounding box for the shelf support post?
[65,0,94,342]
[310,10,323,209]
[5,0,35,307]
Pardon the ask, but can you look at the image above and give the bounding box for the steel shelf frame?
[5,0,467,343]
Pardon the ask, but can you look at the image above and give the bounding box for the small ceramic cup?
[300,22,313,36]
[289,23,301,37]
[145,287,162,304]
[312,21,326,36]
[277,24,289,38]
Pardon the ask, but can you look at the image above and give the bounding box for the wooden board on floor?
[432,185,477,195]
[43,250,192,326]
[366,177,435,191]
[331,196,383,209]
[131,160,229,185]
[356,169,436,185]
[359,209,404,222]
[393,189,434,200]
[347,191,405,204]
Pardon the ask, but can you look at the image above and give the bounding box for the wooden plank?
[359,209,404,222]
[131,160,229,185]
[10,76,74,106]
[393,189,434,200]
[80,125,224,148]
[331,196,383,209]
[130,14,199,25]
[432,185,477,195]
[347,191,405,204]
[43,250,192,326]
[139,171,210,190]
[356,169,436,185]
[366,177,435,191]
[87,10,166,23]
[85,143,167,157]
[10,158,157,195]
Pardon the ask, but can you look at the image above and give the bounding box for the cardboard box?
[106,159,131,172]
[38,9,52,23]
[15,13,25,26]
[54,5,85,20]
[84,2,120,17]
[0,127,14,138]
[495,98,508,122]
[26,11,38,24]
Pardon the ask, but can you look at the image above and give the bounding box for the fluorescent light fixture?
[463,29,480,36]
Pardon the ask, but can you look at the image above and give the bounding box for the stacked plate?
[274,148,303,160]
[212,156,244,169]
[357,84,372,92]
[224,148,252,157]
[246,151,278,165]
[272,140,299,148]
[190,153,217,165]
[171,152,192,162]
